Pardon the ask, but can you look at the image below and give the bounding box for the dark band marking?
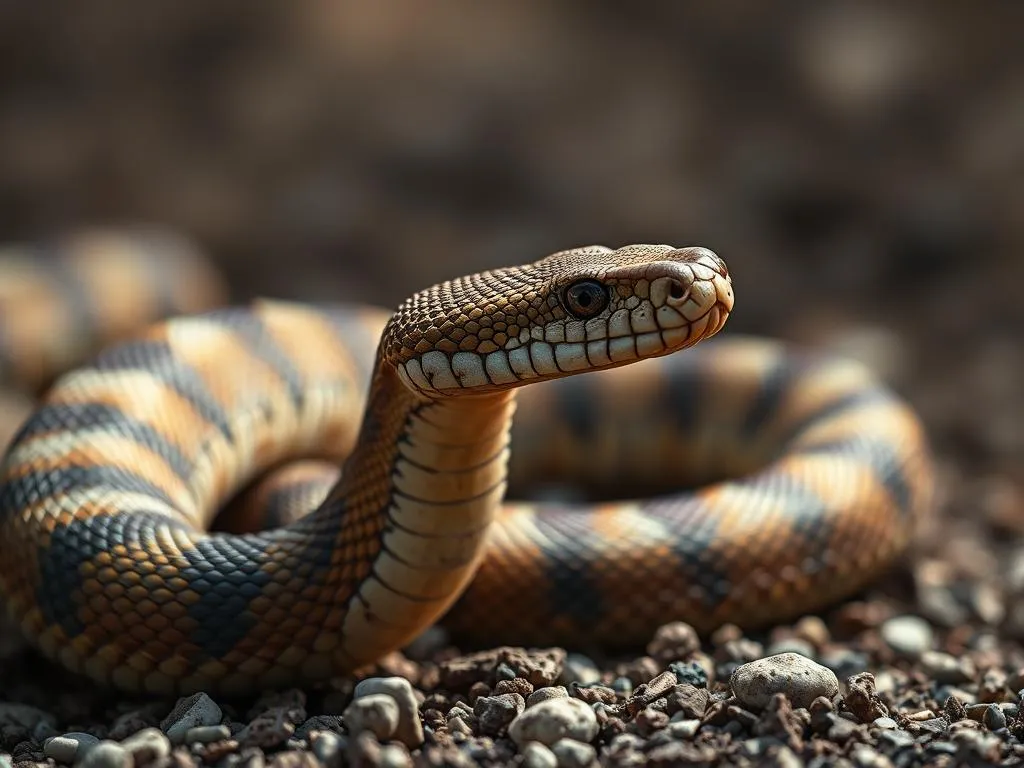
[203,309,306,410]
[0,464,180,522]
[16,403,193,480]
[93,339,234,439]
[178,533,275,660]
[37,511,194,639]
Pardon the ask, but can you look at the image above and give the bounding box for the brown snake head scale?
[384,244,735,397]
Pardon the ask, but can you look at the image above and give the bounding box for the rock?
[527,686,569,708]
[343,694,400,741]
[508,698,599,747]
[920,650,976,684]
[879,615,933,658]
[311,731,345,768]
[438,647,564,690]
[0,702,57,742]
[647,622,701,662]
[563,654,601,685]
[119,727,171,765]
[668,719,701,739]
[182,725,230,745]
[730,653,840,709]
[237,707,298,749]
[550,738,597,768]
[77,741,131,768]
[160,693,222,745]
[474,693,525,736]
[352,677,424,748]
[43,733,99,763]
[844,672,889,723]
[521,743,558,768]
[982,704,1006,731]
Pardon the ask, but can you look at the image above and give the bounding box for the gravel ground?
[0,3,1023,767]
[4,607,1024,767]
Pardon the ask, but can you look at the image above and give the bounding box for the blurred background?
[0,2,1022,612]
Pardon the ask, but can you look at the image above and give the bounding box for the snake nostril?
[668,280,686,301]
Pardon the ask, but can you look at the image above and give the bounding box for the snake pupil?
[563,279,609,319]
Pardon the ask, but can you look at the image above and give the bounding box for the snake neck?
[305,363,517,665]
[335,363,517,508]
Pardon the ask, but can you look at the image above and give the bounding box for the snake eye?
[562,279,609,319]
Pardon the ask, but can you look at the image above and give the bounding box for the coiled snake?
[0,237,934,696]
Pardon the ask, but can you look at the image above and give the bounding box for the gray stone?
[550,738,597,768]
[729,653,839,709]
[77,741,130,768]
[509,698,598,747]
[879,615,934,658]
[521,742,558,768]
[119,728,171,764]
[160,693,222,745]
[343,694,400,741]
[352,677,423,748]
[43,733,100,764]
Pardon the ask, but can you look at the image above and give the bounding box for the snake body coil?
[0,242,934,696]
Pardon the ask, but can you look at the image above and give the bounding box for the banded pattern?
[0,227,226,392]
[0,243,935,696]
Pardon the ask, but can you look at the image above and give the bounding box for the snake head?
[387,244,734,396]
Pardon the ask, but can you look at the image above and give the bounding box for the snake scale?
[0,233,935,696]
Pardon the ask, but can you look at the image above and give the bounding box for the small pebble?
[311,731,345,768]
[521,742,558,768]
[474,693,525,736]
[43,733,99,764]
[119,728,171,765]
[77,741,131,768]
[879,615,934,658]
[647,622,701,662]
[352,677,424,748]
[160,693,223,745]
[730,653,840,709]
[527,686,569,707]
[920,650,976,684]
[794,616,831,648]
[982,704,1006,731]
[183,724,231,744]
[550,738,597,768]
[872,717,898,729]
[563,654,601,685]
[668,660,709,688]
[343,694,400,741]
[668,719,701,739]
[508,698,599,747]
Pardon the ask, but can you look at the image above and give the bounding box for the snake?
[0,240,935,697]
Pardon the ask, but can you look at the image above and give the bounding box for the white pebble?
[343,694,400,741]
[668,719,701,739]
[730,652,840,709]
[522,742,558,768]
[311,731,345,768]
[550,738,597,768]
[352,677,424,748]
[119,728,171,764]
[526,686,569,708]
[879,615,934,658]
[43,733,99,764]
[508,698,598,747]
